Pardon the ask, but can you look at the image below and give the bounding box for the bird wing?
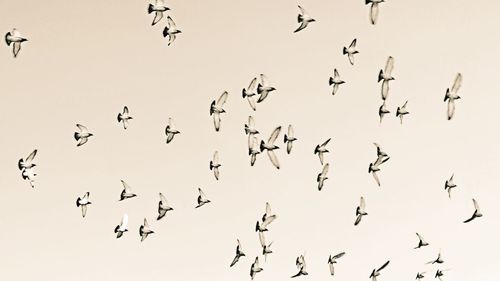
[322,138,331,147]
[288,124,294,138]
[318,152,325,165]
[385,56,394,75]
[258,231,266,247]
[265,202,272,217]
[259,74,268,87]
[349,38,357,48]
[334,69,340,79]
[268,126,282,144]
[248,77,257,92]
[321,163,330,176]
[159,192,168,206]
[83,192,90,201]
[294,21,308,33]
[378,260,390,271]
[402,100,408,109]
[198,188,206,198]
[372,171,381,186]
[216,91,229,106]
[447,99,455,120]
[144,218,149,228]
[329,262,335,275]
[26,149,37,162]
[473,199,480,212]
[267,150,280,169]
[360,197,366,210]
[297,5,306,18]
[262,214,276,228]
[81,205,87,218]
[333,252,346,259]
[248,116,255,128]
[247,96,257,111]
[416,232,424,241]
[213,112,221,131]
[121,180,132,193]
[12,42,21,58]
[348,54,355,65]
[166,16,176,29]
[123,106,129,114]
[76,124,88,133]
[213,151,219,164]
[152,11,163,25]
[168,117,176,129]
[354,214,362,225]
[287,141,293,154]
[451,73,462,93]
[121,214,128,228]
[77,138,89,147]
[381,80,389,100]
[370,3,379,25]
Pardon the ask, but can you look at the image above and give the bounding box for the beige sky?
[1,0,499,280]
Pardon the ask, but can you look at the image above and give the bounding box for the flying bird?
[317,163,329,191]
[209,151,221,180]
[355,196,368,226]
[329,69,345,95]
[165,117,180,144]
[435,269,449,281]
[249,136,261,166]
[242,77,258,111]
[5,28,27,58]
[444,174,456,198]
[369,155,390,186]
[148,0,170,26]
[427,250,444,264]
[76,192,91,218]
[210,91,229,132]
[119,180,137,201]
[260,126,282,169]
[291,254,308,278]
[256,202,277,232]
[117,106,132,130]
[114,214,129,239]
[294,5,315,33]
[416,272,426,280]
[283,125,297,154]
[18,149,37,171]
[230,239,246,267]
[250,257,263,280]
[444,73,462,120]
[369,260,390,281]
[139,218,154,242]
[21,168,36,188]
[343,39,359,65]
[396,100,409,124]
[328,252,346,276]
[373,143,389,158]
[378,101,390,123]
[414,233,429,249]
[379,56,395,100]
[163,16,181,46]
[74,124,93,147]
[195,188,211,208]
[257,74,276,103]
[245,116,260,136]
[365,0,385,25]
[258,231,273,261]
[314,138,331,165]
[463,198,482,223]
[157,192,173,220]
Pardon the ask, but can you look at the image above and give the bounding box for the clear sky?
[1,0,499,280]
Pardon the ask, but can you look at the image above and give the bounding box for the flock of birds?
[8,1,484,281]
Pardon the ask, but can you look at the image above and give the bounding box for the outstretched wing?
[385,56,394,75]
[76,124,88,133]
[349,38,357,48]
[216,91,229,106]
[267,150,280,169]
[378,260,390,271]
[121,214,129,228]
[451,73,462,93]
[26,149,37,162]
[121,180,132,193]
[268,126,282,144]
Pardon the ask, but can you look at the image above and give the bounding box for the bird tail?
[74,132,80,141]
[283,134,288,143]
[114,225,119,233]
[378,69,384,82]
[162,26,170,37]
[117,113,122,122]
[76,198,81,207]
[244,124,249,135]
[148,4,154,14]
[342,47,347,55]
[5,32,11,46]
[242,88,247,98]
[209,161,213,170]
[329,77,334,86]
[259,140,265,152]
[255,221,260,232]
[396,108,400,117]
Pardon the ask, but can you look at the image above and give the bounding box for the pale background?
[1,0,499,280]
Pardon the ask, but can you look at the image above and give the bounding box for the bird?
[76,192,91,218]
[249,136,261,166]
[369,260,390,281]
[256,202,277,232]
[434,269,449,281]
[195,188,211,208]
[250,257,263,280]
[444,174,456,198]
[368,155,390,187]
[314,138,331,165]
[365,0,385,25]
[378,101,391,123]
[117,106,132,130]
[209,151,221,180]
[379,56,395,100]
[283,125,297,154]
[114,214,128,239]
[119,180,137,201]
[317,163,329,191]
[259,126,282,169]
[74,124,93,147]
[343,39,359,65]
[5,28,27,58]
[355,196,368,226]
[18,149,37,171]
[444,73,462,120]
[373,143,389,158]
[163,16,181,46]
[139,218,154,242]
[230,239,246,267]
[245,116,260,136]
[291,254,308,278]
[329,69,345,95]
[294,5,315,33]
[427,250,444,264]
[258,231,273,261]
[396,100,409,124]
[257,74,276,103]
[414,233,429,249]
[165,117,180,144]
[148,0,170,26]
[327,252,346,276]
[416,272,426,280]
[463,198,482,223]
[242,77,258,111]
[157,192,173,220]
[210,91,229,132]
[21,168,36,188]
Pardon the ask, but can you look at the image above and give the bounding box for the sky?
[1,0,500,280]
